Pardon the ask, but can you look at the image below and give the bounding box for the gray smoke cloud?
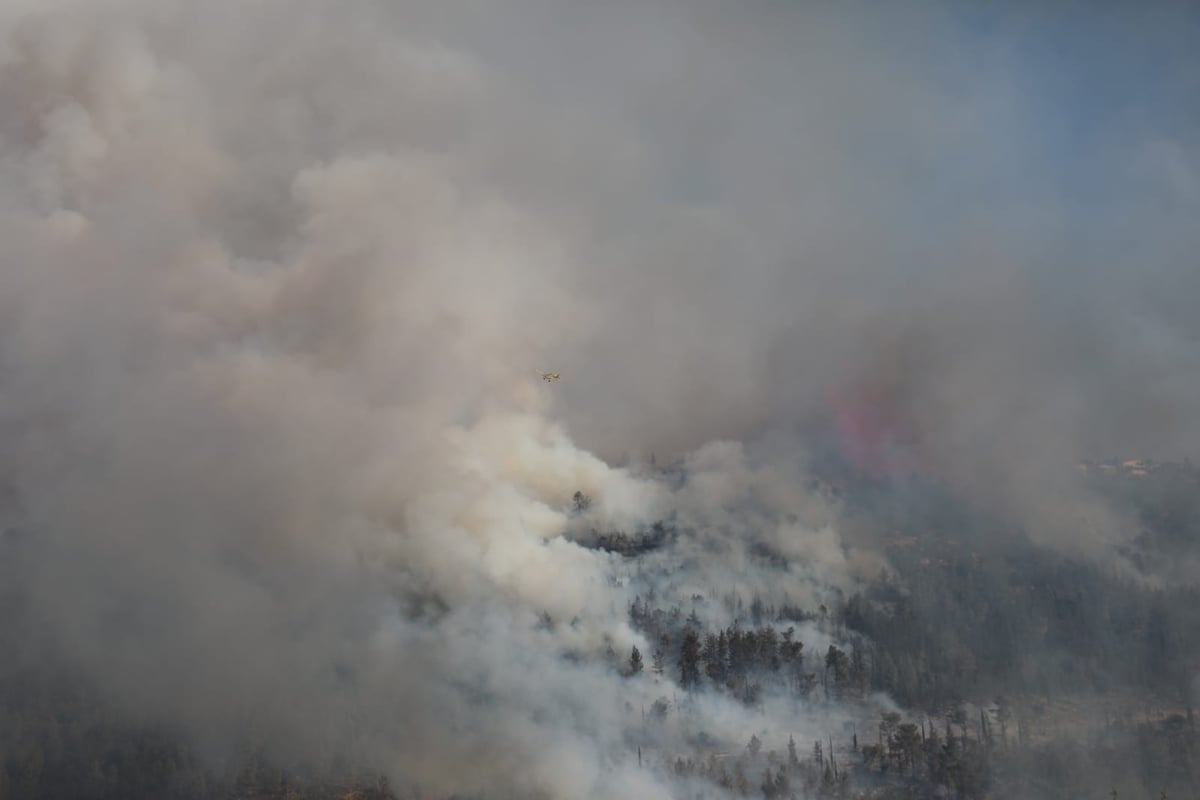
[1,0,1198,796]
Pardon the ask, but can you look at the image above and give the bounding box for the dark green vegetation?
[839,459,1200,716]
[3,462,1199,799]
[618,459,1200,798]
[0,664,393,800]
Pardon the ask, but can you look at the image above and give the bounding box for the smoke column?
[1,0,1199,796]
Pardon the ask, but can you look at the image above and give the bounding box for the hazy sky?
[1,1,1198,797]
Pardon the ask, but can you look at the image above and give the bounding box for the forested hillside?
[5,464,1198,799]
[3,1,1200,798]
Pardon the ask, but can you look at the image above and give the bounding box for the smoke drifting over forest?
[1,1,1199,798]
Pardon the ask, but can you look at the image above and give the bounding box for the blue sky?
[949,2,1199,190]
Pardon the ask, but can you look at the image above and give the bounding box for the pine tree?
[761,768,776,798]
[747,734,762,759]
[629,646,644,675]
[680,630,702,689]
[773,769,789,798]
[825,645,850,696]
[653,633,668,675]
[849,646,867,694]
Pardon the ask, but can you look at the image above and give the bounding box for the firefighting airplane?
[537,371,561,382]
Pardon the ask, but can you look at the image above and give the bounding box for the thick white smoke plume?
[1,0,1198,797]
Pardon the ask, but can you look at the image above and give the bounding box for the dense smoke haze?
[1,1,1199,798]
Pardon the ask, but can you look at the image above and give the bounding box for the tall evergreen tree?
[680,629,702,689]
[628,645,643,675]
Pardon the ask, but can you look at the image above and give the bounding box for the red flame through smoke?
[827,382,922,480]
